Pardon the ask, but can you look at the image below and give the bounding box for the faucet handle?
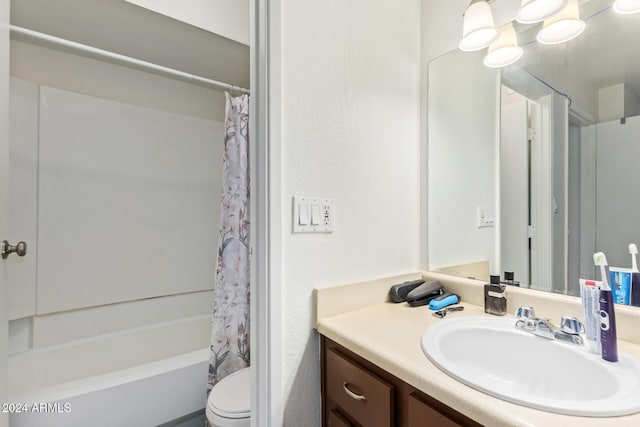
[560,316,585,335]
[516,306,536,319]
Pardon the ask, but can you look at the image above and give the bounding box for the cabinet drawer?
[407,392,464,427]
[326,348,394,427]
[328,409,353,427]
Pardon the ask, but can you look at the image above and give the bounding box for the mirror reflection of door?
[500,87,531,287]
[500,84,569,293]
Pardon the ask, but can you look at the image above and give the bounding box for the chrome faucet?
[514,307,584,346]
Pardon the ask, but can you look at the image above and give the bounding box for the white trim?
[579,126,597,280]
[548,93,569,293]
[420,70,429,270]
[562,97,570,294]
[0,0,10,425]
[494,72,502,275]
[250,1,283,426]
[419,20,429,270]
[530,96,554,291]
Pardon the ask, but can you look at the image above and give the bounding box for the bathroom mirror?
[427,0,640,298]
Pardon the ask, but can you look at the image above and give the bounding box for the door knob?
[1,240,27,259]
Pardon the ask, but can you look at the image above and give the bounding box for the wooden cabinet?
[328,409,354,427]
[325,347,394,426]
[407,392,465,427]
[321,336,482,427]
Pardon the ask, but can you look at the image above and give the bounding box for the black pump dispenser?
[484,274,507,315]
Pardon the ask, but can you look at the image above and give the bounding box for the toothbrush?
[594,252,611,291]
[594,252,618,362]
[629,244,640,307]
[630,244,639,273]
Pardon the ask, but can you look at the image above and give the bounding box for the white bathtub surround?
[9,315,211,427]
[208,93,251,392]
[8,79,222,318]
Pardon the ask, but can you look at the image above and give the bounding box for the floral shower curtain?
[207,92,250,393]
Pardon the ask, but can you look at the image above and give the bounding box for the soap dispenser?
[484,275,507,316]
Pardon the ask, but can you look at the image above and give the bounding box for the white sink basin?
[421,316,640,417]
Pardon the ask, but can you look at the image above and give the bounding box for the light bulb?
[613,0,640,14]
[536,0,585,45]
[459,1,499,52]
[517,0,568,24]
[484,23,523,68]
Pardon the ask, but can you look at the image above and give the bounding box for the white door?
[500,92,530,286]
[1,0,11,426]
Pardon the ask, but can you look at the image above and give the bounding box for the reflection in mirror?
[427,0,640,302]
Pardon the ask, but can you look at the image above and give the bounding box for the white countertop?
[315,272,640,427]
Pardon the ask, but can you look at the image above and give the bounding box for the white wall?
[421,0,466,64]
[280,0,421,424]
[125,0,250,46]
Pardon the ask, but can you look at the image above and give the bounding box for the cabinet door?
[325,348,394,427]
[328,409,353,427]
[407,392,464,427]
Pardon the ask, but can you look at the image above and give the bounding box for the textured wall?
[124,0,250,46]
[280,0,421,424]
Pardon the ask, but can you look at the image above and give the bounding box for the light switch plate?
[293,196,335,233]
[477,205,494,228]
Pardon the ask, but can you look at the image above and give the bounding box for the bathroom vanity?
[322,336,480,426]
[315,272,640,427]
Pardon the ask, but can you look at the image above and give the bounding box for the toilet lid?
[208,367,251,419]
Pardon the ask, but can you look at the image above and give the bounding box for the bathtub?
[8,315,211,427]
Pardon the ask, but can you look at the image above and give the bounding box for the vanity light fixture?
[459,0,499,52]
[483,22,523,68]
[536,0,585,45]
[516,0,568,24]
[613,0,640,14]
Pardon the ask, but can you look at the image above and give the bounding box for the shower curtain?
[207,92,250,393]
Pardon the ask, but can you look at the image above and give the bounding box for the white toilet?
[206,367,251,427]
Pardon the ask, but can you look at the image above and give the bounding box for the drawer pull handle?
[343,382,367,401]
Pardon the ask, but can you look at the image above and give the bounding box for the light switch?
[477,205,494,228]
[310,204,321,225]
[293,196,335,233]
[298,203,309,225]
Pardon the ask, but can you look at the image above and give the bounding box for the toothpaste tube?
[580,279,601,354]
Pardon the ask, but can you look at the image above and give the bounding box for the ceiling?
[507,0,640,120]
[10,0,250,90]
